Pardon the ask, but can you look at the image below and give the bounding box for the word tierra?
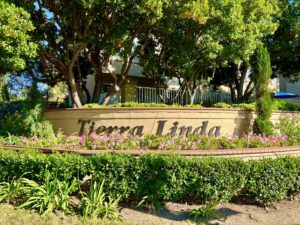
[78,119,221,137]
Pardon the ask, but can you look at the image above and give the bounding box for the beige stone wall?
[44,108,300,136]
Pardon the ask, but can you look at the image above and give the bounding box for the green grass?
[0,204,134,225]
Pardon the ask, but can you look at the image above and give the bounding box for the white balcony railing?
[136,87,232,105]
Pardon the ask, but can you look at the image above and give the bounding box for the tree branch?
[68,43,85,71]
[39,51,67,73]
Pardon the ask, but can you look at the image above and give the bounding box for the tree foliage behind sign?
[140,0,280,104]
[0,1,36,74]
[4,0,296,107]
[0,1,37,101]
[268,0,300,81]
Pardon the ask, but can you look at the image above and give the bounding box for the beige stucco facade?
[44,108,300,137]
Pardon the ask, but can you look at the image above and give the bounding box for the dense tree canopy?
[268,0,300,81]
[1,0,299,106]
[0,1,37,101]
[141,0,280,103]
[12,0,181,107]
[209,0,280,103]
[0,1,36,74]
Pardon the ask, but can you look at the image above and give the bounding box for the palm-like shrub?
[19,173,77,215]
[0,177,26,204]
[79,180,119,219]
[190,201,221,223]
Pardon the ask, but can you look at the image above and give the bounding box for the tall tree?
[86,0,171,104]
[209,0,280,103]
[268,0,300,81]
[0,1,37,101]
[12,0,101,107]
[139,1,210,104]
[253,45,273,135]
[13,0,174,106]
[140,0,280,104]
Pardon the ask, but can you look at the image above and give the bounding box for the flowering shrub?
[275,116,300,145]
[0,131,293,150]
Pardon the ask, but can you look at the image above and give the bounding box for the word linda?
[78,119,221,137]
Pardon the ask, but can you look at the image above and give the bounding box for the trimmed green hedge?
[82,100,300,111]
[0,150,300,204]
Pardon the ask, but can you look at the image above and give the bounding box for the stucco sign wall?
[44,108,300,137]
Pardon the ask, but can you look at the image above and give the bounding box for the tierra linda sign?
[45,108,296,137]
[78,119,221,137]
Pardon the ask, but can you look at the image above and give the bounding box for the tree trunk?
[82,81,91,103]
[230,62,253,103]
[76,83,90,105]
[92,71,103,103]
[229,84,238,103]
[40,43,85,108]
[67,71,82,108]
[189,92,196,105]
[236,63,249,103]
[102,87,117,105]
[87,48,105,103]
[101,56,134,105]
[187,86,197,105]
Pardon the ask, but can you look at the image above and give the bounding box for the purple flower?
[90,132,98,141]
[31,136,38,142]
[79,136,86,144]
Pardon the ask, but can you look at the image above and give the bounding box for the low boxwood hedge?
[0,150,299,204]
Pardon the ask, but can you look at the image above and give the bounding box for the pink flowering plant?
[0,116,298,150]
[0,123,296,150]
[86,132,140,150]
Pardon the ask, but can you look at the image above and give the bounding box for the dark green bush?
[83,102,203,108]
[212,100,300,111]
[83,99,300,111]
[212,102,231,109]
[0,150,89,182]
[0,83,55,138]
[245,158,300,203]
[0,150,300,205]
[272,100,300,111]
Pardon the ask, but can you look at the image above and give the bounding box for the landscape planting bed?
[2,145,300,159]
